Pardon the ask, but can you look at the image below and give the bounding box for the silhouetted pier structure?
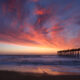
[57,48,80,58]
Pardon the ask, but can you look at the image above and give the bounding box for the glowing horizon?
[0,43,58,55]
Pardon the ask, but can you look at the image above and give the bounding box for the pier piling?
[57,48,80,58]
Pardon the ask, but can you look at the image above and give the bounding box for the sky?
[0,0,80,55]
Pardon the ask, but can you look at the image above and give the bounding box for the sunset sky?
[0,0,80,54]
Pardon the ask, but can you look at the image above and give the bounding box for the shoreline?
[0,65,80,76]
[0,70,80,80]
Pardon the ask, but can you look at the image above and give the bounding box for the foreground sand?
[0,70,80,80]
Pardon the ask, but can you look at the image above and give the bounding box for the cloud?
[0,0,80,49]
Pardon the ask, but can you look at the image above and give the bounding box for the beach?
[0,0,80,79]
[0,70,80,80]
[0,55,80,80]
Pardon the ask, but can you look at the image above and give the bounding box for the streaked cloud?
[0,0,80,51]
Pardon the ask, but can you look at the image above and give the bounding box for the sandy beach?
[0,70,80,80]
[0,55,80,80]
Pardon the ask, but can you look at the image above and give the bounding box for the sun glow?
[0,43,58,55]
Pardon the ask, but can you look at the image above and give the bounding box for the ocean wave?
[0,55,80,67]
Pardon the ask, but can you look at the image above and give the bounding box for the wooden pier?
[57,48,80,58]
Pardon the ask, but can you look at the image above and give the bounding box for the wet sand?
[0,70,80,80]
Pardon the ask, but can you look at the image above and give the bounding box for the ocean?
[0,55,80,74]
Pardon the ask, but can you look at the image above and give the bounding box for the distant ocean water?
[0,55,80,74]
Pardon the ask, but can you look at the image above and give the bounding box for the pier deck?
[57,48,80,58]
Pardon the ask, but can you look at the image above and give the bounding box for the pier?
[57,48,80,58]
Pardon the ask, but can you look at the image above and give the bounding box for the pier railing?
[57,48,80,58]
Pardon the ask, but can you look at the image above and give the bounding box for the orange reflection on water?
[0,65,80,75]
